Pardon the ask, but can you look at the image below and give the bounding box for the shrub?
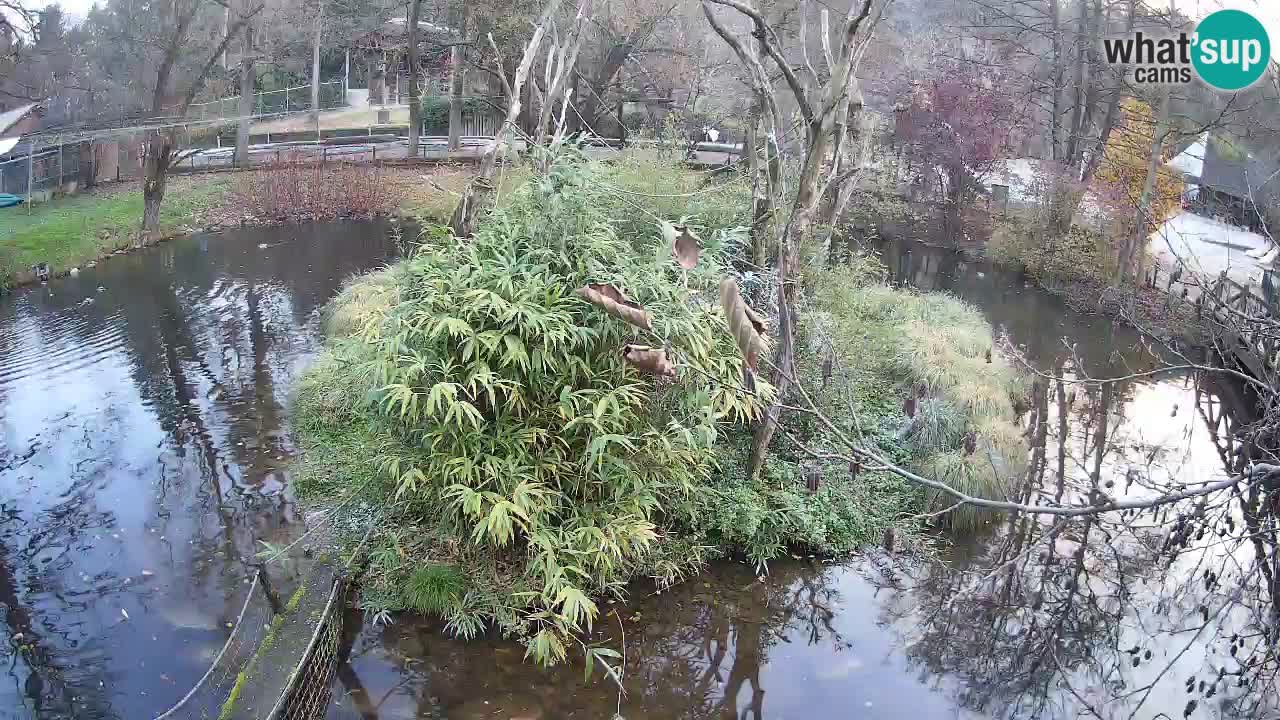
[420,96,491,132]
[621,110,649,131]
[296,150,763,664]
[1093,98,1184,235]
[323,268,399,338]
[406,565,468,613]
[987,213,1120,283]
[233,163,401,222]
[597,148,751,240]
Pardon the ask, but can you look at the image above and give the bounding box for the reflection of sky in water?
[4,226,1263,720]
[0,222,401,719]
[325,239,1270,720]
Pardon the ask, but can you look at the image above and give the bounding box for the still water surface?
[0,221,401,719]
[0,227,1269,719]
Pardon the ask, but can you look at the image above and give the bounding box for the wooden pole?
[311,0,324,140]
[26,143,34,215]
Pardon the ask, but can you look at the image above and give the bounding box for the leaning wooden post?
[26,142,34,215]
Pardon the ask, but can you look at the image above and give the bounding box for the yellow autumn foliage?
[1095,98,1185,233]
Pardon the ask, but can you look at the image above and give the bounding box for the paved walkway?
[1149,211,1273,289]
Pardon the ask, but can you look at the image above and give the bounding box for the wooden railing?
[1200,271,1280,378]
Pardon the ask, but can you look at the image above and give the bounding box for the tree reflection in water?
[329,239,1280,720]
[331,561,868,720]
[0,221,403,719]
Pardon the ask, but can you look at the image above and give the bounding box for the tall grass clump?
[322,268,400,338]
[293,149,765,664]
[813,260,1028,531]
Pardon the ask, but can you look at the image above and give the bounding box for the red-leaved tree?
[895,64,1021,218]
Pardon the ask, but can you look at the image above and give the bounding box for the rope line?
[150,573,262,720]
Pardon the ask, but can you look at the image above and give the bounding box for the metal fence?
[148,572,280,720]
[1,132,164,203]
[265,577,348,720]
[422,110,502,138]
[185,80,348,121]
[0,89,510,206]
[0,142,91,198]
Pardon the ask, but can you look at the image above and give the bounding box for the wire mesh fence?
[185,81,348,122]
[145,573,280,720]
[266,577,348,720]
[0,142,89,197]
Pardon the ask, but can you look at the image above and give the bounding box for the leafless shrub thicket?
[233,163,401,223]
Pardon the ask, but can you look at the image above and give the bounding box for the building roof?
[1167,132,1280,209]
[1199,135,1280,204]
[0,102,39,136]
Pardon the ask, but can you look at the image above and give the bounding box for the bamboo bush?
[296,150,766,664]
[295,148,1028,665]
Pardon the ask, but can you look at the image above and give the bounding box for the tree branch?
[179,4,265,114]
[705,0,814,125]
[783,364,1279,518]
[700,0,782,137]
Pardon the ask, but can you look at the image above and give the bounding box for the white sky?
[18,0,1280,65]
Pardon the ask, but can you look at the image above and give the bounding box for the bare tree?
[0,0,34,72]
[448,0,586,237]
[141,0,264,243]
[535,0,592,143]
[700,0,883,477]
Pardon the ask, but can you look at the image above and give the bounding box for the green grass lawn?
[0,164,475,289]
[0,176,233,287]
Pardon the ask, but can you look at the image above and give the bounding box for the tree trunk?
[451,0,562,237]
[748,116,835,477]
[943,166,967,241]
[406,0,423,157]
[311,0,323,139]
[535,0,591,144]
[235,25,255,168]
[745,112,769,265]
[1064,0,1087,165]
[379,52,388,106]
[141,131,174,245]
[1121,88,1171,281]
[448,43,464,151]
[1048,0,1062,161]
[746,249,795,478]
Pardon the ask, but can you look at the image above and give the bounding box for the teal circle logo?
[1193,9,1271,91]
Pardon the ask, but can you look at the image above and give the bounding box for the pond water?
[0,221,402,719]
[325,238,1274,720]
[0,226,1272,720]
